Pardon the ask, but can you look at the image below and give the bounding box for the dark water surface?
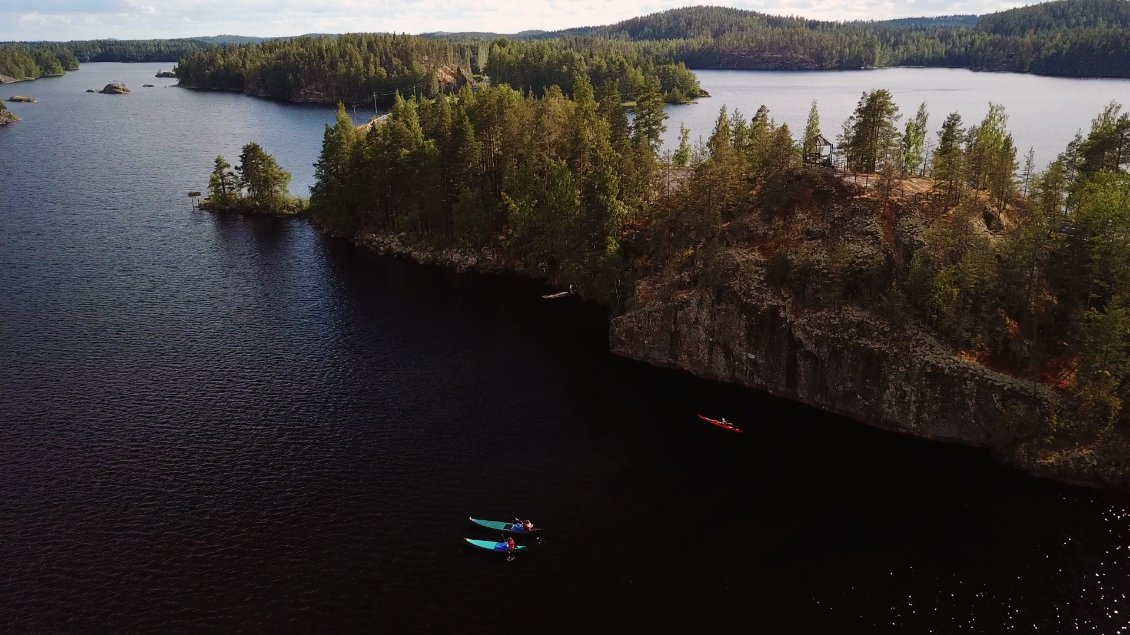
[2,64,1129,633]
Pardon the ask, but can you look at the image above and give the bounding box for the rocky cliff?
[605,168,1130,491]
[609,279,1130,489]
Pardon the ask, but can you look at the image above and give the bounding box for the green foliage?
[965,103,1017,211]
[630,73,668,150]
[907,199,998,346]
[1078,101,1130,177]
[840,89,901,173]
[931,112,966,200]
[176,34,471,104]
[237,142,291,207]
[900,102,929,176]
[310,103,361,231]
[203,142,299,216]
[452,189,491,248]
[484,37,705,104]
[1071,300,1130,423]
[672,124,692,167]
[803,100,822,157]
[206,155,238,204]
[0,43,77,79]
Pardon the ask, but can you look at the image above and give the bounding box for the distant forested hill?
[418,0,1130,78]
[3,0,1127,82]
[189,35,269,46]
[977,0,1130,34]
[574,1,1130,76]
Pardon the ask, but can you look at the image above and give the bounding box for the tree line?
[175,34,472,105]
[0,43,77,79]
[483,37,704,103]
[0,39,220,79]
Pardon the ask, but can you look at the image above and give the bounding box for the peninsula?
[0,100,18,125]
[304,76,1130,491]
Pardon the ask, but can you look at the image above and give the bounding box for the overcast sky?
[2,0,1039,42]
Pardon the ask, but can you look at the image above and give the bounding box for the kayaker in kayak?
[506,536,517,561]
[523,519,534,531]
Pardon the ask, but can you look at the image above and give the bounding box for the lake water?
[2,63,1130,633]
[662,68,1130,170]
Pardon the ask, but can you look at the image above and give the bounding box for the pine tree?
[630,73,667,153]
[900,101,929,176]
[310,103,359,226]
[673,124,692,167]
[840,89,901,173]
[236,142,291,209]
[1020,147,1037,196]
[207,155,238,204]
[932,112,966,202]
[803,99,822,162]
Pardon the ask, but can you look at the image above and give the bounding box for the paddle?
[516,517,544,544]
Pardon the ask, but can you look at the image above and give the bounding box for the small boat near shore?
[541,284,576,299]
[697,414,743,433]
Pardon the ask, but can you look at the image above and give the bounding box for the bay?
[1,63,1128,633]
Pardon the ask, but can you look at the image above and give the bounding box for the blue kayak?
[465,538,527,553]
[468,517,544,536]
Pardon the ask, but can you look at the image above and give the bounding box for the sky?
[2,0,1040,42]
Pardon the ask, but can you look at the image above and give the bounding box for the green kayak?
[464,538,527,554]
[468,517,544,536]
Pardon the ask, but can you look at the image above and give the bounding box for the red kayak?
[697,414,743,433]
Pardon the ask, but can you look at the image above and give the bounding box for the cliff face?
[609,263,1130,491]
[603,167,1130,491]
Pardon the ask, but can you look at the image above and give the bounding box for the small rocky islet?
[97,82,131,94]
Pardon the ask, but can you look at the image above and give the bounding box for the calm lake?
[662,67,1130,170]
[2,63,1129,633]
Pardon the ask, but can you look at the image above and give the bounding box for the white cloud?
[1,0,1044,40]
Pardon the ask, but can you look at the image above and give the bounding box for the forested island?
[200,143,305,216]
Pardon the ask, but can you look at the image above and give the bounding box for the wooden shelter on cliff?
[804,133,834,167]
